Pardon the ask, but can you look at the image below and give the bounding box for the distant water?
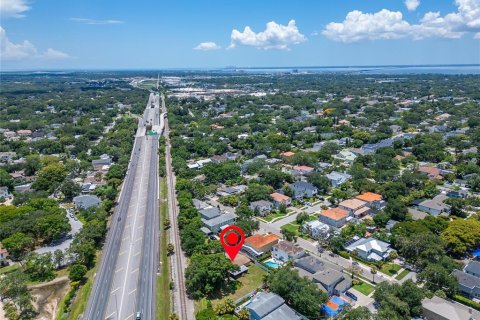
[230,65,480,75]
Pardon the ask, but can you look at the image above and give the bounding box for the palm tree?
[370,266,378,283]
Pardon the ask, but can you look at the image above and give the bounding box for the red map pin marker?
[220,226,245,261]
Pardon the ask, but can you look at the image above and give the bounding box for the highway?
[162,94,195,320]
[85,92,163,320]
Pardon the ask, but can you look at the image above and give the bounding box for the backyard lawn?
[194,264,267,312]
[380,263,401,276]
[352,281,375,296]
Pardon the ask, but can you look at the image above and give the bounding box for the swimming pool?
[264,258,282,269]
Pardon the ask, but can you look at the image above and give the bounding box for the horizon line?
[1,63,480,73]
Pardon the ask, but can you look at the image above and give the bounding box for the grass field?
[380,263,401,276]
[281,223,300,235]
[194,264,267,312]
[156,177,171,319]
[353,281,375,296]
[263,211,288,222]
[0,263,19,274]
[395,269,410,280]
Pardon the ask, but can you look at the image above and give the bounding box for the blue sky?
[1,0,479,70]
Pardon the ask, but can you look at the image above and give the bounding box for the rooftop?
[320,208,349,221]
[422,296,480,320]
[270,192,291,202]
[355,192,383,202]
[280,151,295,157]
[339,198,366,210]
[245,233,280,250]
[273,240,304,256]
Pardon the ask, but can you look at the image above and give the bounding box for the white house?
[272,240,305,262]
[302,220,330,240]
[345,237,394,262]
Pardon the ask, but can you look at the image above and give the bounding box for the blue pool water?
[264,260,281,269]
[473,248,480,258]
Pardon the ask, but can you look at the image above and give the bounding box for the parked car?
[345,290,358,301]
[352,261,359,266]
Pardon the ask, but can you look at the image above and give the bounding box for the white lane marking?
[119,250,127,256]
[110,287,120,294]
[115,267,123,273]
[118,140,148,316]
[105,312,116,319]
[128,289,137,295]
[131,268,139,274]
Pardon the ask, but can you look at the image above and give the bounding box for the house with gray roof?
[246,292,302,320]
[325,171,352,187]
[73,195,101,210]
[92,154,112,167]
[344,237,393,262]
[422,296,480,320]
[415,194,451,216]
[199,207,221,220]
[199,207,237,234]
[453,260,480,299]
[250,200,273,216]
[294,255,352,296]
[291,181,318,199]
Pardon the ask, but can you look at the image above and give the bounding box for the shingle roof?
[273,240,304,256]
[339,198,366,210]
[345,237,391,254]
[247,292,284,318]
[454,270,480,289]
[465,261,480,276]
[202,212,237,228]
[199,207,221,220]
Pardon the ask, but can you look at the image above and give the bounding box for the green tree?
[24,252,55,282]
[24,154,42,176]
[33,163,67,192]
[0,168,14,191]
[307,172,330,194]
[0,271,36,319]
[61,179,81,201]
[1,232,34,261]
[266,266,328,319]
[185,253,239,298]
[373,280,424,319]
[69,264,88,282]
[418,263,457,297]
[441,219,480,256]
[342,306,373,319]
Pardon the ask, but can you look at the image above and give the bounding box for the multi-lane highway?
[85,93,163,320]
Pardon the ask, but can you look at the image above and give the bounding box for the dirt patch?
[29,276,70,320]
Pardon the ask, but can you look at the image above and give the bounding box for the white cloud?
[0,26,70,60]
[70,18,124,25]
[0,0,30,18]
[229,20,306,50]
[405,0,420,11]
[42,48,71,59]
[323,0,480,42]
[194,42,221,50]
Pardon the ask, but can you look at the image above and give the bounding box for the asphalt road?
[84,93,162,320]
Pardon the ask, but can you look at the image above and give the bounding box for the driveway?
[36,211,83,255]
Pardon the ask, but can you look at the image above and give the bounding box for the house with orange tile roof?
[355,192,386,210]
[270,192,292,207]
[243,233,280,257]
[320,208,349,228]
